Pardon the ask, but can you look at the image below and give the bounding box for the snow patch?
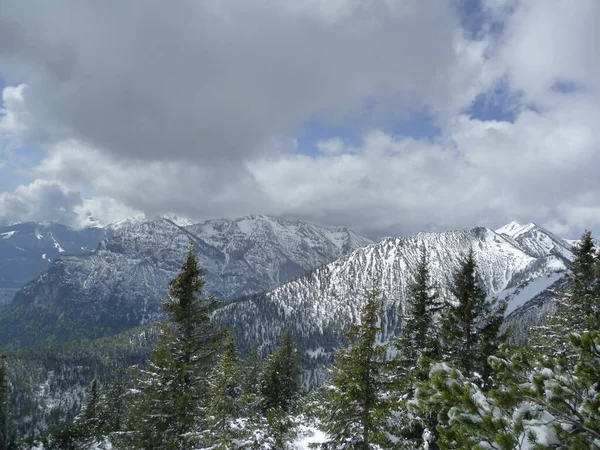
[0,230,17,239]
[500,273,564,315]
[292,424,328,449]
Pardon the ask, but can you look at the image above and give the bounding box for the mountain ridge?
[0,215,373,347]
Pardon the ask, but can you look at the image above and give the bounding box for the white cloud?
[0,179,81,225]
[499,0,600,102]
[316,137,347,155]
[0,0,475,163]
[0,1,599,240]
[0,84,29,150]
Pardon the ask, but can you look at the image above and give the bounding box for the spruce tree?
[319,286,393,450]
[259,329,301,414]
[241,343,261,415]
[205,334,243,448]
[439,249,506,386]
[531,231,599,363]
[78,378,102,438]
[98,366,127,434]
[397,246,443,377]
[0,356,8,450]
[256,329,301,448]
[128,247,224,450]
[417,331,600,449]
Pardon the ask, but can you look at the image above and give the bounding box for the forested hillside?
[2,230,600,449]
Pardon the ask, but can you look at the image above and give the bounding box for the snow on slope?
[0,221,110,290]
[7,216,372,343]
[495,221,573,261]
[187,215,374,285]
[500,272,564,315]
[215,225,568,377]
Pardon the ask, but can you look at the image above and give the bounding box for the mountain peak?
[495,220,572,261]
[495,221,525,236]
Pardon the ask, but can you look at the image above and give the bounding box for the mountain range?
[0,215,372,346]
[0,222,112,305]
[0,216,576,355]
[215,221,575,383]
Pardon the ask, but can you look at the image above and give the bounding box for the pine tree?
[0,355,8,450]
[397,246,443,378]
[98,366,127,434]
[256,329,301,448]
[205,334,243,448]
[417,331,600,449]
[319,286,393,450]
[439,249,506,386]
[531,231,599,363]
[60,378,102,450]
[241,343,261,415]
[78,378,102,438]
[259,329,301,414]
[128,247,225,450]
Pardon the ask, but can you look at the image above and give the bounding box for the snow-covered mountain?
[186,215,373,286]
[1,215,373,346]
[0,217,577,353]
[215,223,575,380]
[0,222,111,305]
[495,221,573,262]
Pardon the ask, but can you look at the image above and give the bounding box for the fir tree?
[257,329,301,448]
[77,378,102,439]
[319,286,393,450]
[417,331,600,449]
[397,246,443,377]
[98,366,127,434]
[241,343,261,415]
[532,231,599,363]
[59,378,102,450]
[128,247,225,450]
[439,249,506,386]
[260,329,301,414]
[205,334,243,448]
[0,355,8,450]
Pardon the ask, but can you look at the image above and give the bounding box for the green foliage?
[98,366,128,434]
[0,356,9,450]
[260,329,301,415]
[77,378,102,437]
[126,248,225,450]
[396,246,443,380]
[319,286,393,450]
[415,331,600,449]
[4,323,157,442]
[241,343,262,415]
[205,334,244,448]
[531,230,600,364]
[440,249,507,386]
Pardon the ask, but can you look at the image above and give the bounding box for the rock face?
[0,222,111,305]
[0,222,110,288]
[215,223,574,383]
[0,217,575,354]
[1,215,372,346]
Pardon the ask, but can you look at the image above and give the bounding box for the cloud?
[0,0,483,165]
[0,1,599,240]
[0,178,141,228]
[316,137,348,155]
[0,179,81,225]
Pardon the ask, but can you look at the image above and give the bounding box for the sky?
[0,0,599,239]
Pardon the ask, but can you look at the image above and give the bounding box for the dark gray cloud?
[0,0,462,164]
[1,0,600,240]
